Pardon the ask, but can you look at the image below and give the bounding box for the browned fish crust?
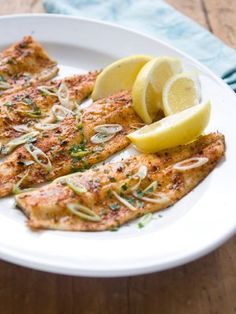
[0,36,58,97]
[15,132,225,231]
[0,71,99,147]
[0,91,142,197]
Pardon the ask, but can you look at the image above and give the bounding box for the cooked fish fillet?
[0,91,142,197]
[0,71,99,148]
[15,133,225,231]
[0,36,58,97]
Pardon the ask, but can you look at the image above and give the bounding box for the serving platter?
[0,14,235,277]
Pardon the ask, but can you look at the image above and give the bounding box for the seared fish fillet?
[0,36,58,97]
[0,71,98,148]
[16,133,225,231]
[0,91,142,197]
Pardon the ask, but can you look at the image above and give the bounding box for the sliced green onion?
[94,124,123,135]
[24,143,52,171]
[3,101,13,107]
[0,81,11,90]
[138,213,153,229]
[0,75,6,82]
[70,150,90,157]
[12,124,32,133]
[112,191,137,211]
[1,131,39,155]
[17,108,43,118]
[143,181,158,194]
[90,133,114,144]
[12,169,32,194]
[130,123,145,130]
[66,177,87,194]
[134,165,148,180]
[57,82,70,107]
[34,123,58,131]
[37,85,57,96]
[51,104,74,121]
[22,160,35,166]
[173,157,209,171]
[133,191,170,204]
[129,165,148,191]
[54,173,82,184]
[67,203,101,222]
[91,124,123,144]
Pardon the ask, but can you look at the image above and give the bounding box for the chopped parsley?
[109,203,120,211]
[126,196,136,205]
[136,190,144,198]
[108,176,116,182]
[121,182,128,191]
[69,142,89,158]
[145,186,154,194]
[23,96,33,105]
[106,189,113,198]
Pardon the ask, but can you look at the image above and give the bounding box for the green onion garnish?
[109,203,120,211]
[0,81,11,90]
[67,203,101,222]
[1,131,39,155]
[143,181,158,194]
[57,82,70,107]
[51,104,74,122]
[24,143,52,172]
[37,85,57,96]
[66,177,87,194]
[138,213,153,229]
[12,169,33,195]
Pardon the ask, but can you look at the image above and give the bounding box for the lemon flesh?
[163,72,200,115]
[128,101,211,153]
[132,57,182,124]
[91,55,152,100]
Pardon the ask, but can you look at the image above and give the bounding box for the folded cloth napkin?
[43,0,236,90]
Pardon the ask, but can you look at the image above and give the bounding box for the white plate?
[0,14,235,277]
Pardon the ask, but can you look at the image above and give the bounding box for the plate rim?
[0,13,235,277]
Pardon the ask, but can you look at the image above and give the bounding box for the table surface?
[0,1,235,313]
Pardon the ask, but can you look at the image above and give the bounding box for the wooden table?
[0,1,235,313]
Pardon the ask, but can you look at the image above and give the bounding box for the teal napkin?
[43,0,236,90]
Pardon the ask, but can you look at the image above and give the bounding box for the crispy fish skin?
[0,36,58,97]
[0,91,142,197]
[0,71,99,147]
[15,133,225,231]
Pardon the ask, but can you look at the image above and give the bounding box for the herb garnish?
[136,189,144,198]
[69,142,89,158]
[3,101,13,107]
[108,176,116,182]
[0,75,6,82]
[121,182,128,191]
[138,213,153,229]
[23,96,33,105]
[109,203,120,211]
[106,189,113,198]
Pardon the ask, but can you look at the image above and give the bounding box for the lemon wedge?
[163,72,200,115]
[132,57,182,124]
[128,101,211,153]
[91,55,152,100]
